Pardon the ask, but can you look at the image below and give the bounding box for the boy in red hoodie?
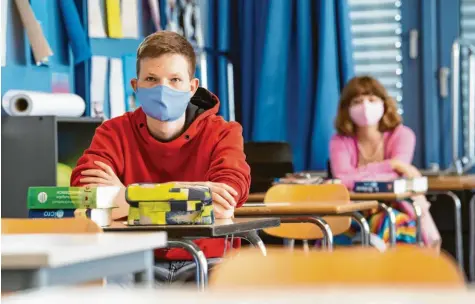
[70,31,251,284]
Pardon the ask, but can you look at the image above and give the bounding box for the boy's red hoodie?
[70,88,251,260]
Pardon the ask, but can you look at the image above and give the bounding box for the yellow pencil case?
[126,183,214,225]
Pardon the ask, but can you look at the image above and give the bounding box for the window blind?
[460,0,475,155]
[348,0,403,113]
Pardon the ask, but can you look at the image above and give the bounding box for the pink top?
[329,125,416,189]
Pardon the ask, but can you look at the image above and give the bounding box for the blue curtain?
[203,0,231,120]
[206,0,354,171]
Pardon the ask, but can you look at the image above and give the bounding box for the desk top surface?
[247,192,266,202]
[104,217,280,238]
[350,191,420,201]
[237,201,378,216]
[3,287,474,303]
[427,175,475,191]
[250,191,424,203]
[1,232,167,269]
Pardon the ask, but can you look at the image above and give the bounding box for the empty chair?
[244,142,294,193]
[210,247,465,288]
[262,184,351,240]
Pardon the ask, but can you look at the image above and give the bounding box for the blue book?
[28,209,91,219]
[353,179,407,194]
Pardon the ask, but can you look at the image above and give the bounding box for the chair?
[262,184,351,240]
[327,159,333,179]
[244,142,294,193]
[210,247,465,288]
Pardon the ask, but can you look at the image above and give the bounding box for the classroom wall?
[0,0,156,117]
[1,0,73,98]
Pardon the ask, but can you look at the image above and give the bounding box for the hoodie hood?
[184,87,221,129]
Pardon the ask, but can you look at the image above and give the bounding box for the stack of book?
[27,186,121,226]
[274,173,342,185]
[353,177,428,194]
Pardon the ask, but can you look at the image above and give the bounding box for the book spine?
[353,181,394,193]
[27,187,98,209]
[28,209,91,219]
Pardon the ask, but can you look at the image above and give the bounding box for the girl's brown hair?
[335,75,402,136]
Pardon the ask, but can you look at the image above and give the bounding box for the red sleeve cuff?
[212,178,249,208]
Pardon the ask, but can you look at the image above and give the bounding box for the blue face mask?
[135,85,192,122]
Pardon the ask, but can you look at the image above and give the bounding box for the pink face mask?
[349,99,384,127]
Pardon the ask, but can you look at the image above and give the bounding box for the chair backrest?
[1,218,103,234]
[263,184,351,239]
[210,247,465,288]
[327,159,333,179]
[244,142,294,193]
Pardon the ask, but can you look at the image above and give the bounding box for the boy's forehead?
[139,54,190,75]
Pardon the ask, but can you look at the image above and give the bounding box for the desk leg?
[313,217,333,251]
[351,212,370,247]
[470,194,475,282]
[282,217,333,251]
[133,250,154,288]
[378,203,396,247]
[167,240,208,291]
[284,239,295,249]
[234,230,267,256]
[409,202,423,247]
[430,191,464,268]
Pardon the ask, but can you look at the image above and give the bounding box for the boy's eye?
[171,78,181,83]
[145,76,156,82]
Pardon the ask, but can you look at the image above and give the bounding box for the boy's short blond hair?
[136,31,196,78]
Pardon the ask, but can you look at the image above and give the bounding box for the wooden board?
[427,175,475,191]
[237,201,378,216]
[350,192,420,201]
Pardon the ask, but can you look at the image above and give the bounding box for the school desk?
[427,174,475,280]
[1,232,166,292]
[3,287,475,304]
[248,191,400,247]
[104,217,280,290]
[236,201,378,248]
[350,191,425,248]
[247,192,266,202]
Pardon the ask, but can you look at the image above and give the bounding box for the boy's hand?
[213,202,235,219]
[178,181,238,211]
[79,161,124,187]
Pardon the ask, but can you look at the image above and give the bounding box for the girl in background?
[330,76,440,249]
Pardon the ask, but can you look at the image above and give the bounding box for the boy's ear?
[131,78,138,92]
[190,77,199,95]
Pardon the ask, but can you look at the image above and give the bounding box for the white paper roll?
[90,209,112,227]
[2,90,86,116]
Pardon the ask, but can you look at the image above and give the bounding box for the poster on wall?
[88,0,107,38]
[90,56,108,119]
[164,0,206,85]
[165,0,180,34]
[166,0,203,51]
[1,0,8,67]
[181,0,204,51]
